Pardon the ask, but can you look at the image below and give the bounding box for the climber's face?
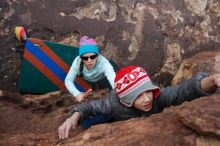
[133,91,153,111]
[81,53,98,70]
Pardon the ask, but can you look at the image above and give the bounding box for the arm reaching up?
[201,74,220,93]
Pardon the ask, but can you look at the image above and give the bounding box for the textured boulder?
[172,49,220,85]
[56,94,220,146]
[0,89,108,146]
[1,92,220,146]
[0,0,220,91]
[1,50,220,145]
[1,0,220,145]
[178,94,220,139]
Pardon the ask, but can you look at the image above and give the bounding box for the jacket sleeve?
[102,59,116,89]
[65,57,81,97]
[69,96,113,122]
[157,72,217,110]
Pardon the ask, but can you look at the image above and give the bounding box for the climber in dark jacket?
[58,66,220,139]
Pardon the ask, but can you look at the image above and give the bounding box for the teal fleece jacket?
[65,55,116,97]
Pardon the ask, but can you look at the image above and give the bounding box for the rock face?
[0,89,109,146]
[1,91,220,146]
[1,0,220,145]
[172,49,220,85]
[0,0,220,91]
[0,50,220,145]
[59,94,220,146]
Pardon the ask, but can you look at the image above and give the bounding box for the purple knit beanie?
[79,36,99,56]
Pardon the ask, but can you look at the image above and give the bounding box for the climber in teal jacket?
[59,66,220,139]
[65,36,119,102]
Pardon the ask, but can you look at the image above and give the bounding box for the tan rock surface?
[172,49,220,85]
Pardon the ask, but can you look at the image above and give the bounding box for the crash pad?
[18,38,91,94]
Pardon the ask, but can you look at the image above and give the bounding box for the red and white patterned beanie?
[114,66,160,107]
